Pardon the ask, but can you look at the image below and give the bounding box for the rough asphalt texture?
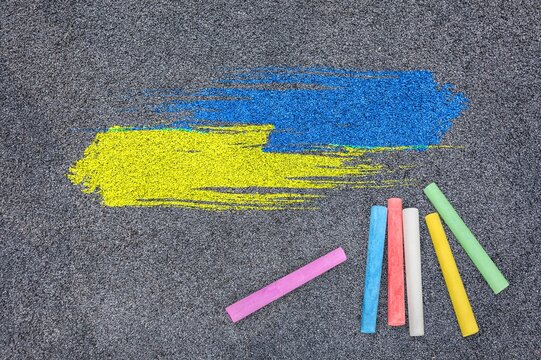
[1,1,540,359]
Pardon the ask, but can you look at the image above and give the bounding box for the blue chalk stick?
[360,205,388,333]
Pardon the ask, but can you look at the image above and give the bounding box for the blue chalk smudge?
[152,67,468,152]
[360,205,388,334]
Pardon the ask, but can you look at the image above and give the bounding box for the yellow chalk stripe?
[68,124,395,210]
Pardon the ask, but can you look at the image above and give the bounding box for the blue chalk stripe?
[153,68,468,152]
[360,205,388,333]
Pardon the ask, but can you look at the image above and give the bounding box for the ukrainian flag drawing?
[68,67,467,210]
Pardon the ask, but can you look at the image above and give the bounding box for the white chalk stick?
[403,208,425,336]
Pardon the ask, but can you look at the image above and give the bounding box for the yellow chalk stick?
[425,213,479,337]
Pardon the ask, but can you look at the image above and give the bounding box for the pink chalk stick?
[387,197,406,326]
[226,247,347,323]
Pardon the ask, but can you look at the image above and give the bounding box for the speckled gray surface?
[1,1,540,359]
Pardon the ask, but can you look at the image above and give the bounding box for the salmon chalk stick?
[360,206,387,333]
[403,208,424,336]
[424,183,509,294]
[426,213,479,337]
[387,198,405,326]
[225,247,347,323]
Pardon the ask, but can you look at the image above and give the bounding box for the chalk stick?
[360,206,387,333]
[426,213,479,337]
[424,183,509,294]
[387,198,405,326]
[403,208,424,336]
[225,247,347,323]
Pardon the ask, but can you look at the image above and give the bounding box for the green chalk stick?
[423,183,509,294]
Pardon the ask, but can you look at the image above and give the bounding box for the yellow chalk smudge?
[68,124,403,210]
